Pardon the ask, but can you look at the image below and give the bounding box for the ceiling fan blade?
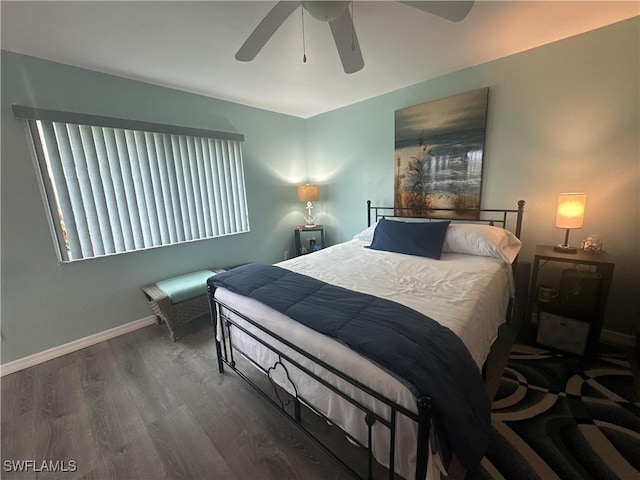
[328,7,364,74]
[398,1,474,22]
[235,1,301,61]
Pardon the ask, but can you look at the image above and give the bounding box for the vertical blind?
[15,106,250,262]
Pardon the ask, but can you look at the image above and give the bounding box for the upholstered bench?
[142,267,225,341]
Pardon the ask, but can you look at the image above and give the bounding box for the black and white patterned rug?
[466,344,640,480]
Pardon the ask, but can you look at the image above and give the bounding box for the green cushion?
[156,270,217,304]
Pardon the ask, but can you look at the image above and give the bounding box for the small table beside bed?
[207,200,525,480]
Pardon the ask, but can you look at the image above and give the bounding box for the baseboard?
[1,319,634,377]
[0,315,157,377]
[600,328,637,348]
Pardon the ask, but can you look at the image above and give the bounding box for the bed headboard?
[367,200,526,239]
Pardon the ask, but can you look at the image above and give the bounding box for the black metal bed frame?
[209,200,525,480]
[367,200,525,241]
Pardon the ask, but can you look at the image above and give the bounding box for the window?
[14,106,250,262]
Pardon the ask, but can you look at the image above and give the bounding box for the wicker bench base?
[142,267,225,341]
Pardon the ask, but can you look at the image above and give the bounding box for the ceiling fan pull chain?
[301,5,307,63]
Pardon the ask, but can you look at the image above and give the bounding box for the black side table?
[526,245,615,356]
[294,225,325,256]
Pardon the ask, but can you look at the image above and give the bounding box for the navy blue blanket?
[208,263,491,470]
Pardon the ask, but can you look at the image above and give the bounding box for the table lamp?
[554,192,586,253]
[297,184,319,227]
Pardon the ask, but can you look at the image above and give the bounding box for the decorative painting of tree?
[394,88,489,219]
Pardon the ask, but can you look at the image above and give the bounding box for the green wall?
[1,51,306,364]
[2,17,638,364]
[306,17,639,336]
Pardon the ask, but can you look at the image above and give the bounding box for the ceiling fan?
[235,1,475,74]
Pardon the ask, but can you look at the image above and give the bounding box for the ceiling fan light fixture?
[302,1,350,22]
[235,1,475,74]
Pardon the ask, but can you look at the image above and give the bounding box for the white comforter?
[214,239,512,479]
[279,239,512,368]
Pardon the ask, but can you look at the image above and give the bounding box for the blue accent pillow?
[367,219,451,259]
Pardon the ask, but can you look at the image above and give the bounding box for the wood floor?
[1,317,514,480]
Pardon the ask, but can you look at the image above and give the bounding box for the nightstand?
[526,245,614,356]
[294,225,325,256]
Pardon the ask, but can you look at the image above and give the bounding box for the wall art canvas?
[394,87,489,219]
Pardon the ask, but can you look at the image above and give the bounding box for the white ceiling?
[1,1,638,118]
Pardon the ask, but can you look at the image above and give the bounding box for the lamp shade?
[297,184,319,202]
[556,193,586,229]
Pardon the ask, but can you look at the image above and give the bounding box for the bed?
[207,200,525,480]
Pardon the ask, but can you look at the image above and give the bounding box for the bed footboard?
[208,291,433,480]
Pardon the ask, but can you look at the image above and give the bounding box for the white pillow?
[353,221,378,241]
[442,224,522,264]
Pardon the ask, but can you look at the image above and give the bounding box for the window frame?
[14,105,250,262]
